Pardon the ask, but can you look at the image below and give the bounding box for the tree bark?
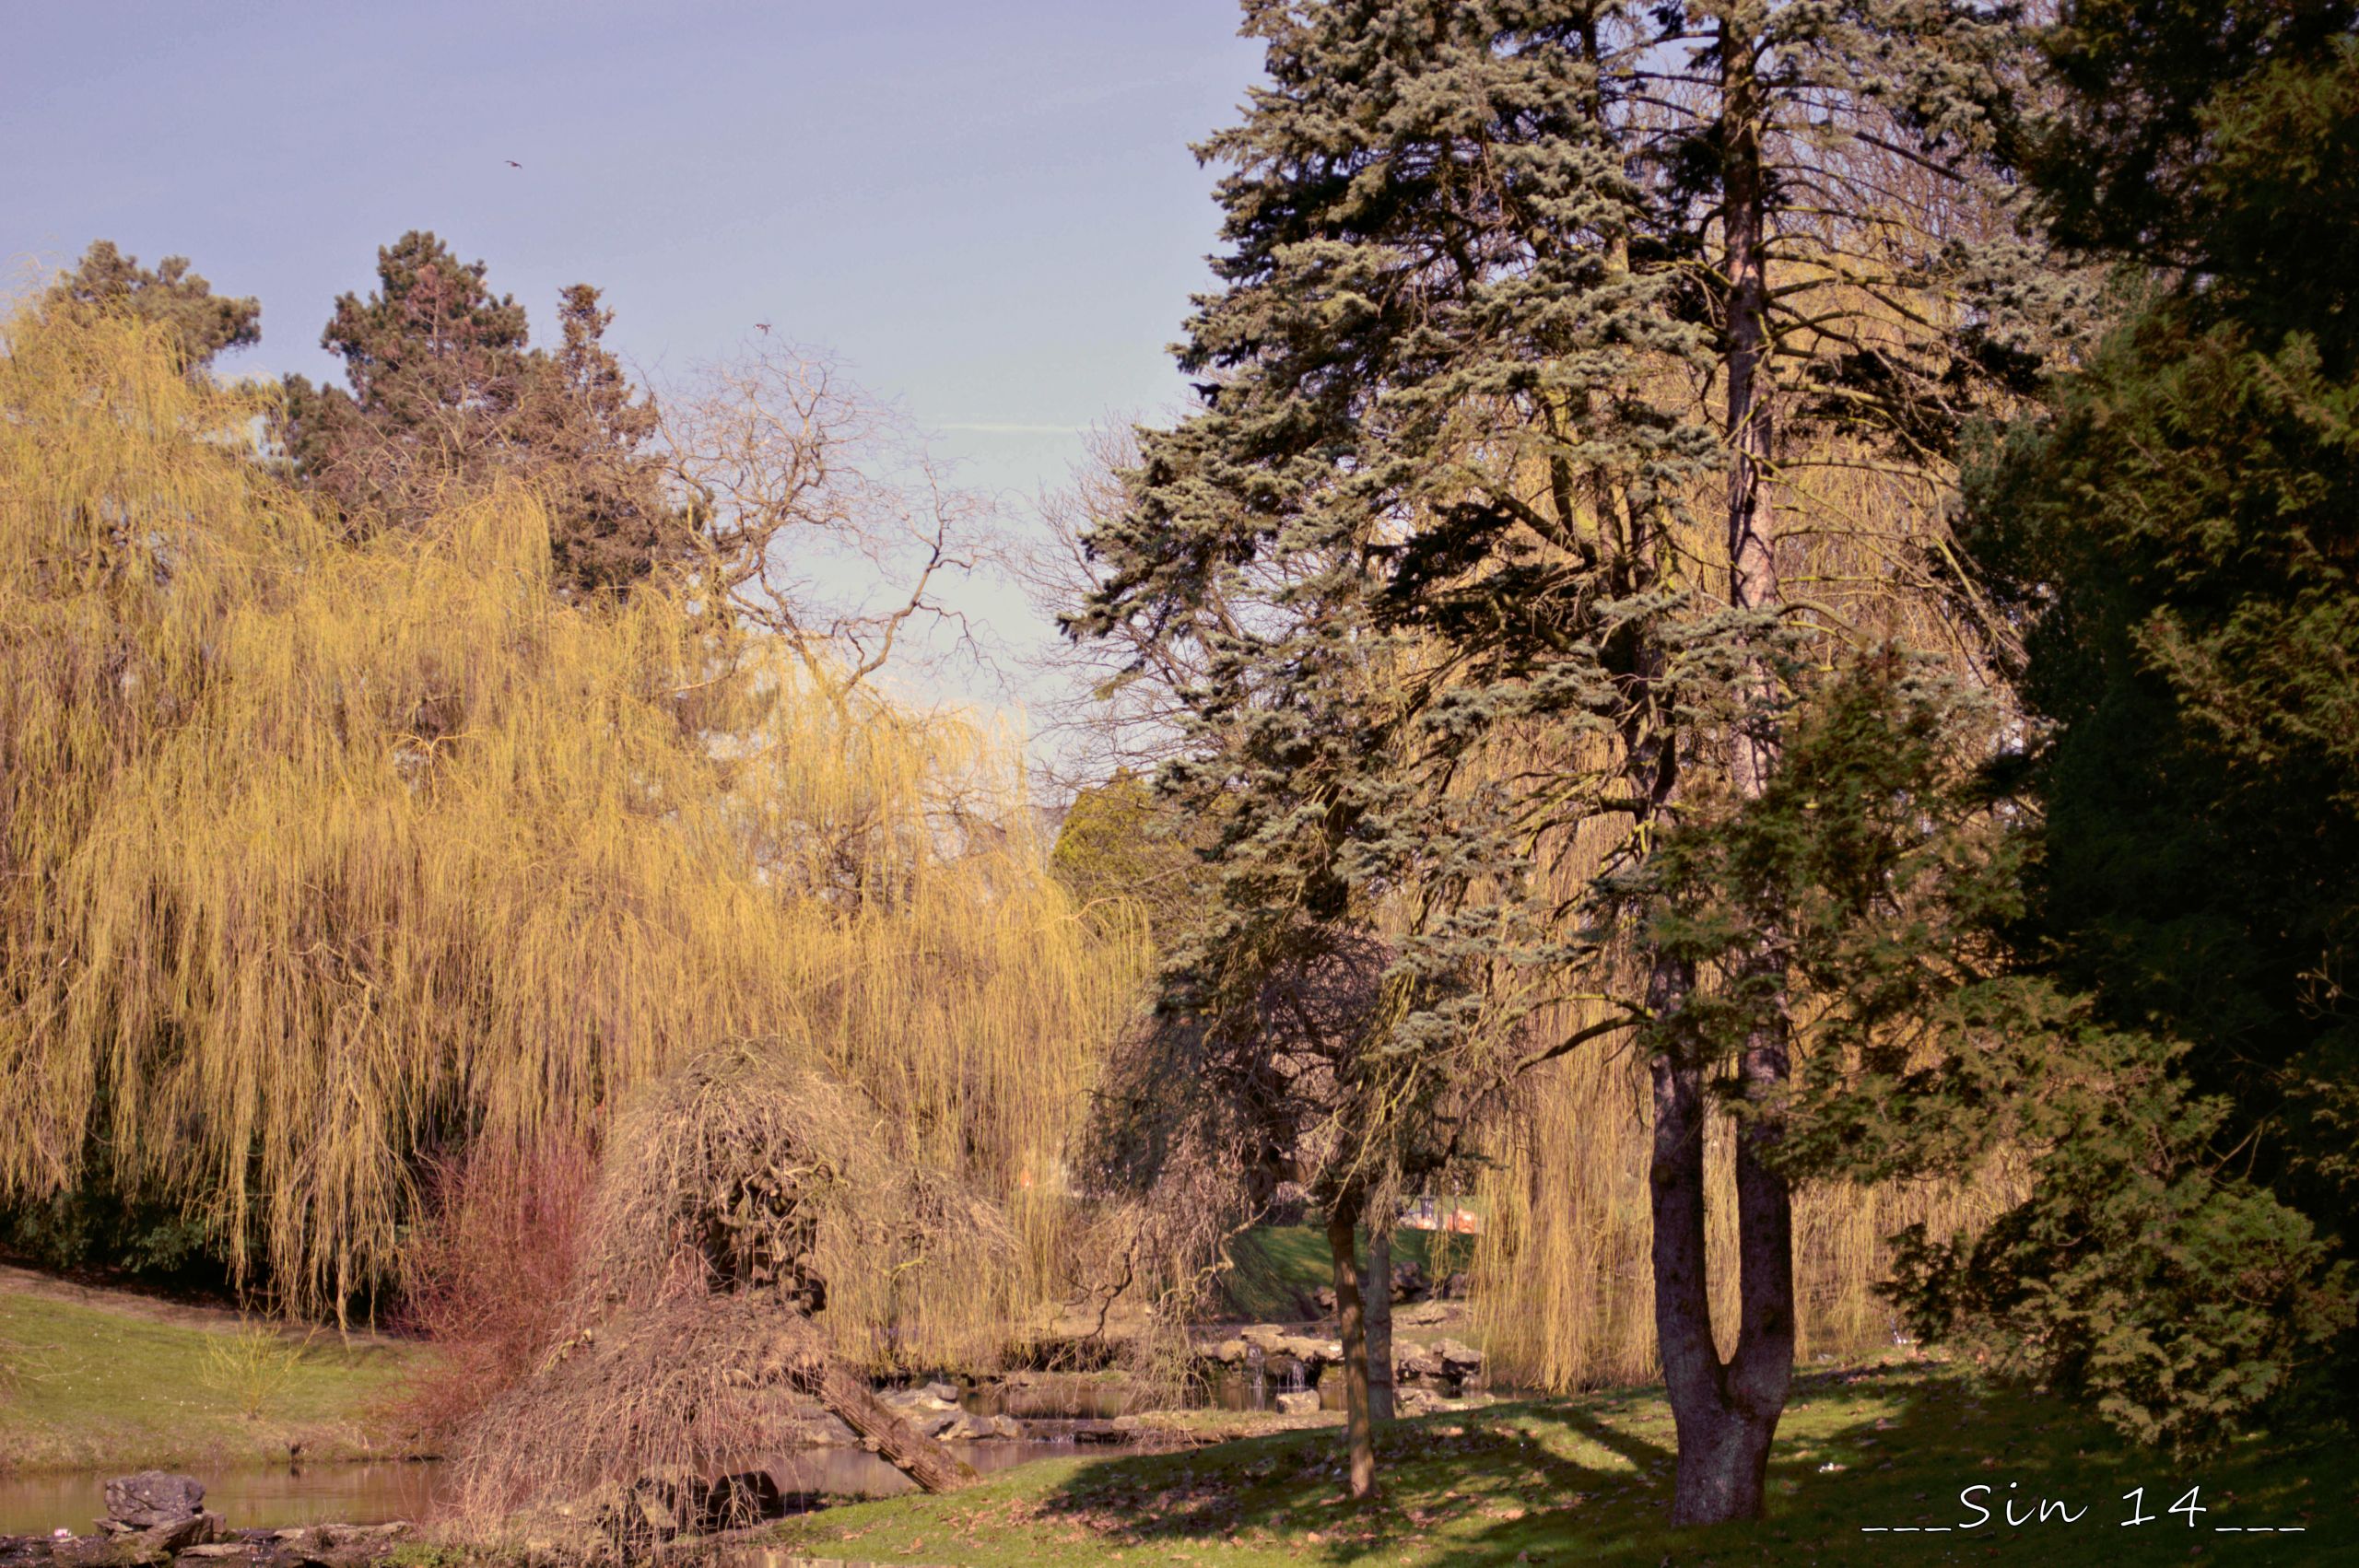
[780,1354,978,1495]
[1641,13,1798,1529]
[1326,1197,1377,1499]
[1365,1221,1395,1422]
[1648,952,1790,1527]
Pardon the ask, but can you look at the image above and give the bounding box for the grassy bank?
[0,1282,424,1473]
[762,1358,2348,1566]
[1221,1226,1470,1323]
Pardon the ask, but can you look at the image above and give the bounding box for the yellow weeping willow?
[0,306,1145,1331]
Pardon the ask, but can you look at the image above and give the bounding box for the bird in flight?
[505,159,522,169]
[756,322,772,335]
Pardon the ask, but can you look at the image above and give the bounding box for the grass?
[1221,1227,1467,1324]
[0,1288,423,1473]
[759,1357,2352,1566]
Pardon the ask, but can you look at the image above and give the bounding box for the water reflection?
[0,1464,442,1538]
[0,1443,1071,1538]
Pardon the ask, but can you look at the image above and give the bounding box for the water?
[0,1443,1059,1539]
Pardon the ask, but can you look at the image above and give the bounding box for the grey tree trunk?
[1365,1222,1395,1422]
[1326,1199,1377,1499]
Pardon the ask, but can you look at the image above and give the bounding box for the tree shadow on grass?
[1018,1361,2346,1565]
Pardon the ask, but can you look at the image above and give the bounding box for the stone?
[137,1520,208,1556]
[1274,1391,1321,1415]
[53,1539,161,1568]
[919,1381,960,1404]
[1394,1341,1445,1380]
[103,1476,205,1531]
[173,1548,251,1561]
[1431,1337,1485,1375]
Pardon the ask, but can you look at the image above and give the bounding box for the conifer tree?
[1945,0,2359,1424]
[1078,0,2048,1521]
[44,240,260,373]
[280,231,687,597]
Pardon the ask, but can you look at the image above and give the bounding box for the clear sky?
[2,2,1263,722]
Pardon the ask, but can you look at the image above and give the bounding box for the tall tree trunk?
[1643,10,1798,1529]
[1326,1197,1377,1499]
[1365,1220,1395,1422]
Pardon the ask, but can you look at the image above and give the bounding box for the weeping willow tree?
[0,303,1146,1341]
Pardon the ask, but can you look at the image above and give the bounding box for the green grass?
[761,1358,2351,1565]
[0,1288,425,1472]
[1221,1226,1472,1323]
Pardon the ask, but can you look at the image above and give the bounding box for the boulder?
[1394,1340,1445,1381]
[1432,1337,1485,1378]
[103,1477,205,1531]
[136,1522,208,1557]
[1273,1390,1321,1415]
[1391,1260,1431,1302]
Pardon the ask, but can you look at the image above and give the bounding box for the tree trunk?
[1326,1198,1377,1499]
[1648,948,1790,1526]
[1365,1221,1395,1422]
[783,1357,978,1495]
[1634,12,1800,1531]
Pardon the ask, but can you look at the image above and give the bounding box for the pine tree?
[1077,0,2051,1522]
[44,240,260,372]
[279,231,686,597]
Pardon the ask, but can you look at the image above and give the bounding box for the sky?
[0,0,1265,731]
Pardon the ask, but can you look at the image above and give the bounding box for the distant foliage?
[42,240,259,372]
[278,230,689,597]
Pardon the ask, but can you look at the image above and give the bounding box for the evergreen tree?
[1076,0,2047,1521]
[279,231,686,597]
[1951,1,2359,1421]
[44,240,259,372]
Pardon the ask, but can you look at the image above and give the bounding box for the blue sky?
[2,2,1264,722]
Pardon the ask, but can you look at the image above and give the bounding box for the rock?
[1394,1340,1445,1380]
[1431,1337,1485,1375]
[1440,1270,1471,1301]
[137,1521,208,1557]
[104,1476,205,1531]
[919,1380,960,1404]
[1274,1390,1321,1415]
[1211,1338,1249,1365]
[53,1539,160,1568]
[173,1548,251,1561]
[1391,1260,1431,1301]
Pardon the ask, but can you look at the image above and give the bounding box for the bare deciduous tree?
[659,338,998,696]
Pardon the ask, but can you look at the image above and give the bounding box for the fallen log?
[759,1325,977,1495]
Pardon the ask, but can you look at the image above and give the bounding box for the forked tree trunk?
[1638,10,1799,1531]
[1365,1223,1395,1422]
[1326,1198,1377,1499]
[1649,1010,1793,1525]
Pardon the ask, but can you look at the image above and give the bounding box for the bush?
[392,1138,594,1443]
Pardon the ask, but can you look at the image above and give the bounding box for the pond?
[0,1442,1063,1539]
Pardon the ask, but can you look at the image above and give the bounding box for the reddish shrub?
[393,1136,595,1443]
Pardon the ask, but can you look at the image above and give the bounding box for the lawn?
[762,1357,2350,1566]
[1220,1225,1473,1323]
[0,1285,425,1472]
